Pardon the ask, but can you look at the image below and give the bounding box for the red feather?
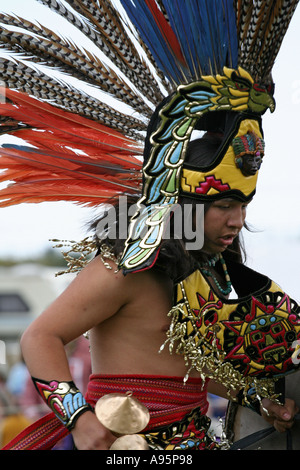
[0,88,141,149]
[0,88,143,208]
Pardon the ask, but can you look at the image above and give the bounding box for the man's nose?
[227,207,245,229]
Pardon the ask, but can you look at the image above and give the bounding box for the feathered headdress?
[0,0,298,272]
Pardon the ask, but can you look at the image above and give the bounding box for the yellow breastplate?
[161,262,300,398]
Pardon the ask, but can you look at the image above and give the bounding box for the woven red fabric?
[86,374,209,432]
[1,412,68,450]
[2,374,209,450]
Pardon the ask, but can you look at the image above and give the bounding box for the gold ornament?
[95,391,150,450]
[110,434,149,450]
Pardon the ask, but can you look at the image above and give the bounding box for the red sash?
[2,374,208,450]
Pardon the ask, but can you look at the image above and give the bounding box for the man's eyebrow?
[214,198,234,203]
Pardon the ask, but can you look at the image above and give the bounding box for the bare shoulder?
[77,255,172,295]
[34,255,173,343]
[67,255,133,305]
[29,256,132,339]
[66,255,170,309]
[75,255,127,287]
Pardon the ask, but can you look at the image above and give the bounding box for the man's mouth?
[219,234,236,246]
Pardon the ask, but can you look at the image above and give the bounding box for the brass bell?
[95,391,150,435]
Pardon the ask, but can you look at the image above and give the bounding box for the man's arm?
[20,255,130,449]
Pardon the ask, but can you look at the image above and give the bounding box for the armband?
[32,377,93,430]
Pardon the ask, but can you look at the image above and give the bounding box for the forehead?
[211,197,250,205]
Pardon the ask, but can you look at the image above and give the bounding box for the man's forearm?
[21,328,92,429]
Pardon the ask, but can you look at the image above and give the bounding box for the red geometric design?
[195,175,230,194]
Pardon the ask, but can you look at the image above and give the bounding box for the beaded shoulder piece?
[51,238,120,276]
[160,263,300,403]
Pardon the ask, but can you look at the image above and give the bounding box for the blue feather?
[120,0,187,83]
[163,0,238,74]
[120,0,238,83]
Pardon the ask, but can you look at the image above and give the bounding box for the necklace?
[199,253,232,296]
[197,253,220,268]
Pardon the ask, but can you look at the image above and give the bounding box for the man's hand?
[260,398,299,433]
[71,411,117,450]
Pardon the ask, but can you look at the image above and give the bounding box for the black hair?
[88,194,192,280]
